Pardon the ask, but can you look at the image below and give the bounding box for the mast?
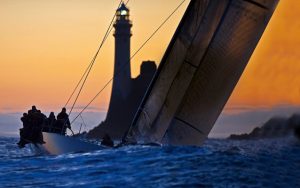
[125,0,279,145]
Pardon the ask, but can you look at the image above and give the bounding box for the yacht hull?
[31,132,103,155]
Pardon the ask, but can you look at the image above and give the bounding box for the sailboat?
[26,0,279,154]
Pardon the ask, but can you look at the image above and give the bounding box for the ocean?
[0,137,299,187]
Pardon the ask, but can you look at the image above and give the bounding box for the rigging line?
[65,0,130,108]
[64,62,92,107]
[70,0,187,124]
[80,114,88,128]
[67,0,130,114]
[67,0,125,116]
[66,25,114,110]
[67,0,122,111]
[79,114,88,134]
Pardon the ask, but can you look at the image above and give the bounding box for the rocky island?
[229,114,300,140]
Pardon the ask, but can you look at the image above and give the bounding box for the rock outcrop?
[87,61,157,140]
[229,114,300,140]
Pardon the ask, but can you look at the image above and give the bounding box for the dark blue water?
[0,137,299,187]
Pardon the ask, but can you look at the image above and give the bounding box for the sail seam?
[161,1,213,141]
[174,117,204,135]
[184,60,198,69]
[243,0,268,10]
[163,0,232,142]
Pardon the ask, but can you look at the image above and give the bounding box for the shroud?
[125,0,279,146]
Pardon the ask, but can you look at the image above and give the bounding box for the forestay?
[125,0,279,146]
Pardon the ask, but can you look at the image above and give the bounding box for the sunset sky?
[0,0,299,136]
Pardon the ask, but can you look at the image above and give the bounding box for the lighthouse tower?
[88,3,157,139]
[111,3,132,99]
[105,3,132,127]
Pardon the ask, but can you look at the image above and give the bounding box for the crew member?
[44,112,56,133]
[57,107,71,135]
[101,134,114,147]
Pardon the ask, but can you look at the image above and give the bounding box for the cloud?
[68,105,108,112]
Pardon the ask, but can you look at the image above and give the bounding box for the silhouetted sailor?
[18,113,31,148]
[27,106,42,128]
[31,109,45,144]
[44,112,56,133]
[18,106,46,147]
[48,112,56,124]
[28,105,38,114]
[21,113,29,129]
[101,134,114,147]
[57,108,71,135]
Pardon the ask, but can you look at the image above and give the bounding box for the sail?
[125,0,279,146]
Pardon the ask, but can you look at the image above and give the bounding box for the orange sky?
[226,0,300,112]
[0,0,299,116]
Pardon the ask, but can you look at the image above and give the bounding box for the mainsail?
[125,0,279,146]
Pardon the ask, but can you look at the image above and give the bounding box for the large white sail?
[125,0,279,146]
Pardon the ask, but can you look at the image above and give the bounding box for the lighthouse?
[88,3,157,139]
[104,2,133,136]
[111,3,132,99]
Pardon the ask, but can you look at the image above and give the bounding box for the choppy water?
[0,137,299,187]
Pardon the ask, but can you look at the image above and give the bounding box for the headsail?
[125,0,279,146]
